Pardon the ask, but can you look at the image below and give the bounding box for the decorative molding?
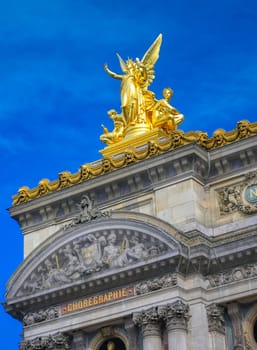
[159,300,189,331]
[227,303,245,350]
[206,303,225,334]
[218,170,257,215]
[244,304,257,350]
[135,273,177,295]
[12,120,257,206]
[20,332,71,350]
[23,306,59,326]
[206,263,257,288]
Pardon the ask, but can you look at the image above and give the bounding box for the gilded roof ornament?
[12,120,257,206]
[100,34,184,152]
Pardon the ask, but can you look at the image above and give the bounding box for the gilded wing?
[141,34,162,87]
[116,53,127,73]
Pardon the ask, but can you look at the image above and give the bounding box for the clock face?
[245,185,257,203]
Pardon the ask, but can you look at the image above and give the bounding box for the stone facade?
[4,134,257,350]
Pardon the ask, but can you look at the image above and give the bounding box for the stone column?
[160,300,189,350]
[125,318,138,350]
[227,303,245,350]
[206,304,226,350]
[72,331,86,350]
[133,307,162,350]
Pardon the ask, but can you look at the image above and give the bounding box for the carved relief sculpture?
[206,303,225,334]
[18,229,168,296]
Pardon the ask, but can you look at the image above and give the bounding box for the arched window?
[99,338,126,350]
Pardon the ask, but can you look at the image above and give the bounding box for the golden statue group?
[100,34,184,145]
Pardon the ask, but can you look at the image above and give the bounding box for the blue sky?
[1,0,257,347]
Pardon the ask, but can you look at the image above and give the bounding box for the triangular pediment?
[6,214,185,302]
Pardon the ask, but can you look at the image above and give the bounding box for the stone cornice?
[9,136,257,234]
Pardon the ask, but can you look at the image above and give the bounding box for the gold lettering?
[83,298,88,308]
[61,286,135,314]
[113,291,119,299]
[103,293,109,302]
[67,304,73,312]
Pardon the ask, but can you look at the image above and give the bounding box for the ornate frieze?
[23,306,59,326]
[18,229,169,296]
[159,300,189,331]
[206,263,257,288]
[135,273,177,295]
[218,170,257,215]
[20,332,71,350]
[206,304,225,334]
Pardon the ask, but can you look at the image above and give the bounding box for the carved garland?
[23,306,59,326]
[12,120,257,206]
[20,332,71,350]
[218,170,257,216]
[135,273,177,294]
[206,263,257,289]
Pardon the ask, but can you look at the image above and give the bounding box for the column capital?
[133,307,161,337]
[159,300,189,331]
[206,303,225,334]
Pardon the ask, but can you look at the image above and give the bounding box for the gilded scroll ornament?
[12,120,257,206]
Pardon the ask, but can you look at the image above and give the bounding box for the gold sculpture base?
[99,127,167,157]
[124,123,152,138]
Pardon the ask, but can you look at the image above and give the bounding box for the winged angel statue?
[101,34,184,145]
